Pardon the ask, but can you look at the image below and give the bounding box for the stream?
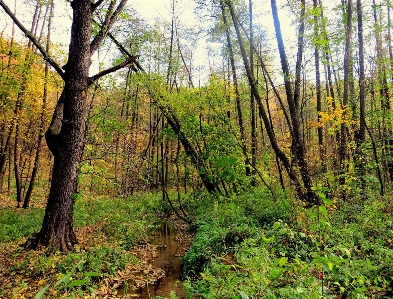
[137,222,187,299]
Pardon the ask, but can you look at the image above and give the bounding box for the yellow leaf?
[38,279,46,286]
[327,262,333,271]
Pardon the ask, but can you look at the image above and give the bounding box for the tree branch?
[88,56,137,84]
[92,0,105,10]
[103,28,145,72]
[90,0,128,55]
[0,0,64,79]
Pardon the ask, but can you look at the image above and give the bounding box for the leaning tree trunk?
[269,0,318,205]
[249,0,257,184]
[224,0,319,206]
[221,3,250,179]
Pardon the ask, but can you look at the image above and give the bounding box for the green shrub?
[182,189,287,278]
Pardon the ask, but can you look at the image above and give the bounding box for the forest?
[0,0,393,298]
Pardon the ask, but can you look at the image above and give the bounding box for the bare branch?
[106,30,145,72]
[93,18,144,72]
[0,0,64,79]
[92,0,105,10]
[90,0,128,55]
[88,56,137,84]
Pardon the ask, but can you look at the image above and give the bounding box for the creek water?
[137,222,186,299]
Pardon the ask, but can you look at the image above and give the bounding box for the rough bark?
[28,0,93,252]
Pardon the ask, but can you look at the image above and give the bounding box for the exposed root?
[24,228,78,253]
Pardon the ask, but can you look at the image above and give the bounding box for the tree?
[23,0,54,208]
[339,0,353,193]
[313,0,325,172]
[354,0,366,179]
[221,0,319,206]
[269,0,318,205]
[220,1,250,180]
[0,0,138,251]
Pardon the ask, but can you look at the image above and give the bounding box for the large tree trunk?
[28,0,92,252]
[1,0,132,251]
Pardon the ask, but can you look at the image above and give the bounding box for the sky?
[0,0,194,37]
[0,0,308,82]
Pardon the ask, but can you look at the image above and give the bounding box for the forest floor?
[0,192,191,299]
[1,188,393,298]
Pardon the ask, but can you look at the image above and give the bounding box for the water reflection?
[137,222,186,299]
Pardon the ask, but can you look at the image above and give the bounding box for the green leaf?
[238,290,250,299]
[322,197,332,205]
[68,279,90,287]
[279,228,287,235]
[319,206,328,218]
[84,271,101,277]
[34,284,50,299]
[54,272,73,288]
[278,257,288,267]
[269,267,283,280]
[262,234,271,243]
[325,262,333,271]
[273,222,281,230]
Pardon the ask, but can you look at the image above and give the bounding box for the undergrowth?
[1,187,393,299]
[0,193,163,298]
[182,189,393,299]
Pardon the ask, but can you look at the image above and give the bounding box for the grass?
[0,192,165,298]
[0,206,44,244]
